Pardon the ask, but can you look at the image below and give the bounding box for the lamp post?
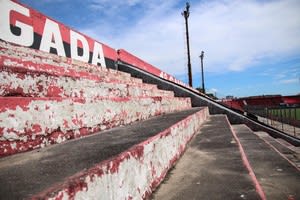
[200,51,205,94]
[182,2,192,87]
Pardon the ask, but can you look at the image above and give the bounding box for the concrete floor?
[152,115,300,200]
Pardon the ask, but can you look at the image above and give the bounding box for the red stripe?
[118,49,199,93]
[227,119,267,200]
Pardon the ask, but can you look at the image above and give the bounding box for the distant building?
[226,95,234,100]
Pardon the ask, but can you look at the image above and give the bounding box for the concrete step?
[0,41,131,80]
[254,131,300,169]
[0,43,174,93]
[0,107,209,200]
[232,124,300,200]
[0,46,175,99]
[152,115,260,200]
[0,67,174,98]
[0,96,191,157]
[0,53,142,86]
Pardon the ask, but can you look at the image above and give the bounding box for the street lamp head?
[200,51,204,59]
[182,2,190,18]
[186,2,190,12]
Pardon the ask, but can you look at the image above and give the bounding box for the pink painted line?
[226,119,267,200]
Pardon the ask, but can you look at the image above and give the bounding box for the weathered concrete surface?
[0,52,141,86]
[117,63,300,147]
[255,131,300,169]
[0,41,121,79]
[0,50,174,98]
[152,115,260,200]
[0,40,191,157]
[0,69,173,98]
[0,107,208,200]
[0,96,191,157]
[232,125,300,200]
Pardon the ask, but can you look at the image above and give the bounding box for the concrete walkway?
[255,131,300,169]
[152,115,260,200]
[233,125,300,200]
[152,115,300,200]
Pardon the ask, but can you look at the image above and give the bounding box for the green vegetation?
[267,108,300,120]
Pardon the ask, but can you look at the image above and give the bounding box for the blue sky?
[20,0,300,98]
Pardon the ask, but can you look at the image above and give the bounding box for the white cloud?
[207,88,218,94]
[80,0,300,79]
[279,78,299,84]
[189,0,300,73]
[88,0,141,12]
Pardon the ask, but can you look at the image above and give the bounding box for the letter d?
[70,30,89,62]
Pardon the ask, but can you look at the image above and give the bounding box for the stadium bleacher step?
[254,131,300,169]
[0,41,131,80]
[0,96,191,157]
[152,115,260,200]
[0,53,143,89]
[232,125,300,200]
[0,107,209,200]
[152,116,300,200]
[0,40,190,158]
[0,65,174,98]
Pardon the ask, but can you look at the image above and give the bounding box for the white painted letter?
[0,0,33,46]
[92,42,106,67]
[70,30,89,62]
[39,19,66,56]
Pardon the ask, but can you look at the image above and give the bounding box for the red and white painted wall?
[0,40,192,157]
[0,0,117,67]
[0,0,200,93]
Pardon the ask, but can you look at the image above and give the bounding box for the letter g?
[0,0,33,46]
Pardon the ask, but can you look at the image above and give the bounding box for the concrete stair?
[2,38,298,200]
[0,107,209,199]
[152,115,300,200]
[0,41,191,157]
[152,115,260,200]
[232,124,300,199]
[0,43,173,99]
[254,131,300,169]
[0,1,298,198]
[0,41,211,200]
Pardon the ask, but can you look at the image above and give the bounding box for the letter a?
[40,19,66,56]
[92,42,106,67]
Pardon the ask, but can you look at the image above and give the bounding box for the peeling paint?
[0,96,191,157]
[0,36,196,200]
[0,40,191,157]
[32,108,209,200]
[0,70,171,98]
